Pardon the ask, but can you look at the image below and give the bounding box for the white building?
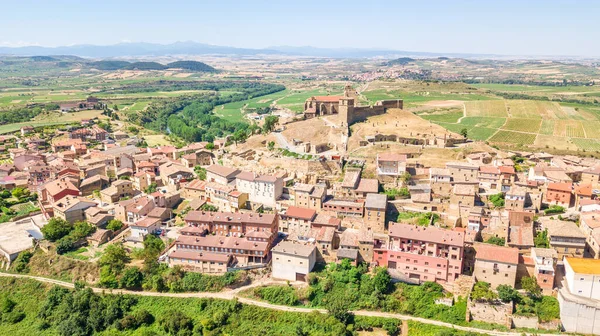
[235,171,283,207]
[271,241,316,282]
[376,153,407,177]
[564,257,600,300]
[129,217,162,242]
[558,257,600,335]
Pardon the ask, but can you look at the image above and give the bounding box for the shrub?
[257,285,299,306]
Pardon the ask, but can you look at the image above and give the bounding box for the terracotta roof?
[377,153,407,162]
[474,243,519,264]
[312,214,341,228]
[44,177,79,196]
[177,234,269,252]
[547,182,572,192]
[132,217,161,228]
[284,206,317,220]
[206,164,240,178]
[389,222,464,246]
[185,179,206,191]
[581,212,600,229]
[184,211,276,226]
[498,166,515,174]
[169,250,232,263]
[355,178,379,193]
[479,166,500,174]
[575,183,593,197]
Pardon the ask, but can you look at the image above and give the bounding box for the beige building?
[53,196,97,223]
[472,243,519,288]
[293,183,326,210]
[364,193,387,233]
[271,241,317,281]
[544,219,587,259]
[100,179,134,204]
[168,250,232,274]
[446,162,480,183]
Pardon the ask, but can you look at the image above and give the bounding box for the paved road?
[274,132,293,151]
[0,272,559,336]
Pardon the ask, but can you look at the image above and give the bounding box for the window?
[425,262,429,266]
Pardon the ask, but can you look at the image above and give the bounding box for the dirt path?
[456,102,467,123]
[0,272,557,336]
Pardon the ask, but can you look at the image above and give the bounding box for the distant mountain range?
[0,41,507,59]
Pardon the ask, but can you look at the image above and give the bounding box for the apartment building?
[374,223,465,284]
[235,171,283,207]
[173,211,279,268]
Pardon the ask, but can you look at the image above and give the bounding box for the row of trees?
[129,82,284,143]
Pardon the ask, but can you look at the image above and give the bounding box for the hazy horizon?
[1,0,599,57]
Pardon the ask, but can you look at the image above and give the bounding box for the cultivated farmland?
[488,130,537,145]
[501,118,541,133]
[464,100,508,117]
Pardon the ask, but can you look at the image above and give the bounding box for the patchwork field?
[422,98,600,151]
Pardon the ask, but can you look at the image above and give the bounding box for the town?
[0,86,599,334]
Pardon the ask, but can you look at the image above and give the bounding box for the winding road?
[0,272,558,336]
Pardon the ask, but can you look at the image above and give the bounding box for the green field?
[488,130,537,144]
[501,118,541,133]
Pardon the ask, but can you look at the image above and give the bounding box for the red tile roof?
[389,222,464,246]
[285,206,317,220]
[377,153,407,162]
[547,182,572,193]
[575,183,593,197]
[473,243,519,264]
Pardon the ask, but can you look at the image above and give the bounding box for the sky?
[0,0,598,56]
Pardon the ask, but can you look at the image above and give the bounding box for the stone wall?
[467,300,512,327]
[511,315,538,329]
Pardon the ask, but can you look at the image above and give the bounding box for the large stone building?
[303,85,403,126]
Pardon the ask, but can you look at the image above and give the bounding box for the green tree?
[323,289,353,324]
[194,166,207,180]
[262,115,279,133]
[158,310,193,335]
[373,267,392,294]
[41,218,73,242]
[107,219,124,232]
[488,193,505,208]
[11,187,30,200]
[145,182,158,194]
[534,229,549,248]
[471,281,498,302]
[205,143,215,150]
[485,236,505,246]
[521,276,542,298]
[120,267,144,289]
[99,244,130,274]
[200,203,219,212]
[232,129,248,144]
[70,221,96,240]
[497,284,520,303]
[460,128,468,138]
[267,141,275,151]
